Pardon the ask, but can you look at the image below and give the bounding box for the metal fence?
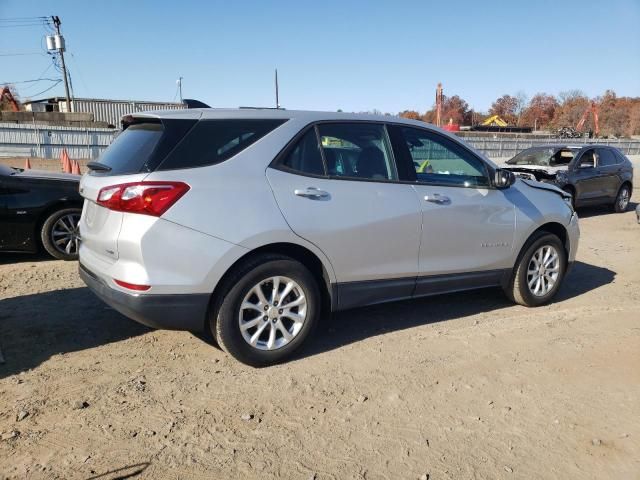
[0,122,117,160]
[458,135,640,159]
[1,121,640,161]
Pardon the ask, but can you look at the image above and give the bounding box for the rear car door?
[595,148,623,199]
[391,125,515,294]
[267,122,422,307]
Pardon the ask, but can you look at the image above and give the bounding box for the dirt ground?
[1,204,639,480]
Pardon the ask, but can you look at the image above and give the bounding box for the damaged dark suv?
[504,145,633,212]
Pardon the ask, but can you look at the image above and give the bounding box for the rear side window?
[97,123,164,175]
[317,123,397,181]
[597,148,618,167]
[158,119,286,171]
[281,128,325,176]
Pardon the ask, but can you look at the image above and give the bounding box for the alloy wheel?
[238,276,307,351]
[618,187,630,211]
[51,213,81,256]
[527,245,560,297]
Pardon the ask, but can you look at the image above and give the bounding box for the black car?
[504,145,633,211]
[0,165,82,260]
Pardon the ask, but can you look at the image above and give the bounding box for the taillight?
[96,182,189,216]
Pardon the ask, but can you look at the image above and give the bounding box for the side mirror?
[494,169,516,189]
[579,159,595,169]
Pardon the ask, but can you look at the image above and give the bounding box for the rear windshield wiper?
[86,161,112,172]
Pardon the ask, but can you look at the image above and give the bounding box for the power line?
[1,78,61,85]
[0,52,46,56]
[25,80,63,98]
[0,16,50,21]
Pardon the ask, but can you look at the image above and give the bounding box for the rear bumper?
[79,263,209,332]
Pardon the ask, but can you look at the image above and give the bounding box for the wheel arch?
[520,222,570,264]
[207,242,335,331]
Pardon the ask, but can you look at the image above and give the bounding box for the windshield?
[508,147,576,166]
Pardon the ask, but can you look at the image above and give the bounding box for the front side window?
[316,123,397,181]
[281,128,325,176]
[400,127,489,187]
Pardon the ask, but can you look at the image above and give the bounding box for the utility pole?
[275,69,280,109]
[51,16,72,113]
[177,76,183,103]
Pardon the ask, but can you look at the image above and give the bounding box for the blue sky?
[1,0,639,113]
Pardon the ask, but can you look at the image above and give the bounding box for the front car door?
[570,148,604,204]
[390,125,516,296]
[266,122,422,309]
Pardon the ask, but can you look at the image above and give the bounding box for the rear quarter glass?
[156,119,287,171]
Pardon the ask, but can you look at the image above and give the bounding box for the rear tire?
[611,184,631,213]
[41,208,82,260]
[505,232,567,307]
[211,254,320,367]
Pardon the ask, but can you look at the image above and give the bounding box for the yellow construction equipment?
[481,115,508,127]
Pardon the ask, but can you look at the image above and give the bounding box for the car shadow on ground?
[575,201,638,219]
[0,261,615,375]
[0,252,56,265]
[0,287,150,380]
[293,260,616,361]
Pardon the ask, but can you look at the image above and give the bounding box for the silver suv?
[78,109,579,366]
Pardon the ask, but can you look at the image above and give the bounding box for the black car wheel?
[41,208,82,260]
[612,184,631,213]
[505,232,567,307]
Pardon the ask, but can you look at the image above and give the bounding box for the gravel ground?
[1,205,639,480]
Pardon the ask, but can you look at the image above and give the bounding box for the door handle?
[424,194,451,205]
[294,187,330,199]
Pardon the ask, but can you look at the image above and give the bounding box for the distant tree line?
[398,89,640,138]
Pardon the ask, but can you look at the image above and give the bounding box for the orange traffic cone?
[61,149,72,173]
[71,159,81,175]
[24,158,31,169]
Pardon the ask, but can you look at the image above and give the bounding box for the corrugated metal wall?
[68,99,186,126]
[0,122,117,160]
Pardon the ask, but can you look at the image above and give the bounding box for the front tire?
[611,184,631,213]
[211,254,320,367]
[41,208,82,260]
[505,232,567,307]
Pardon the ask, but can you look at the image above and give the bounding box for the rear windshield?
[97,123,164,175]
